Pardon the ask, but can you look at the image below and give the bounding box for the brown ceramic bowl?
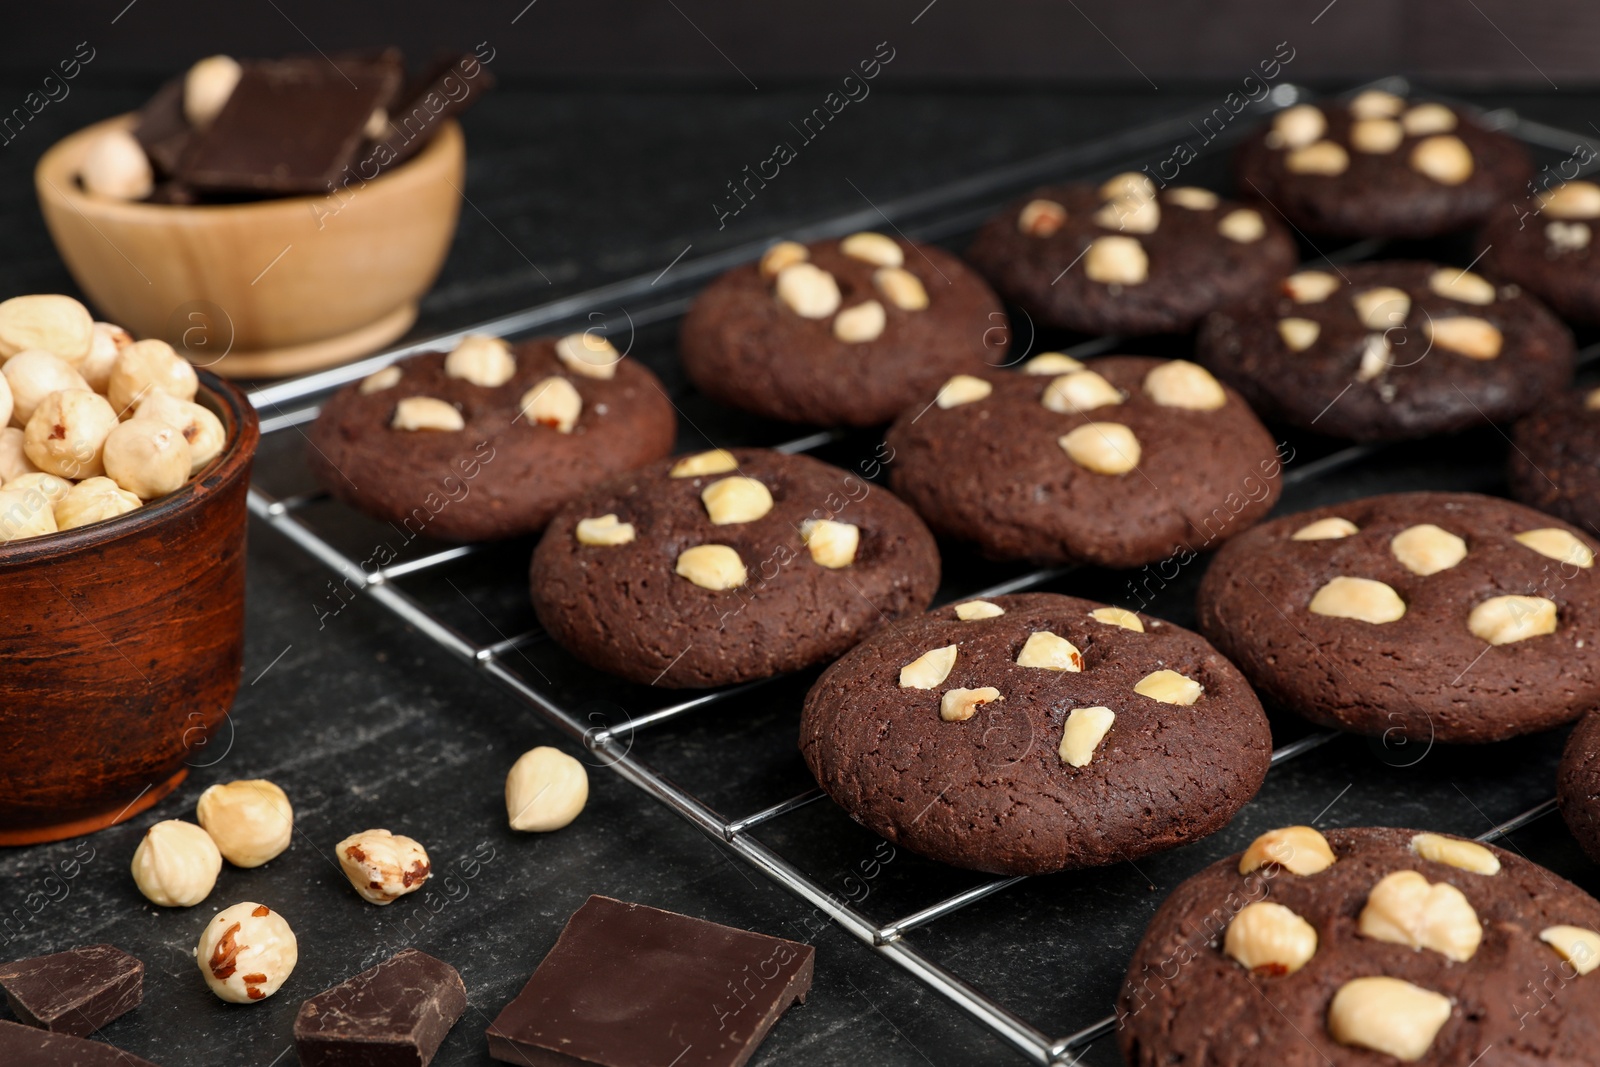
[0,371,259,844]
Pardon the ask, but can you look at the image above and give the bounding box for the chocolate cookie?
[1197,260,1575,441]
[306,333,676,542]
[679,233,1005,426]
[1119,824,1600,1066]
[1234,91,1533,238]
[1198,491,1600,743]
[966,174,1296,335]
[1559,711,1600,865]
[1479,180,1600,325]
[529,448,939,688]
[799,592,1272,876]
[884,356,1284,569]
[1510,385,1600,538]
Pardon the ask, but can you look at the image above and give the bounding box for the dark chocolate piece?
[0,944,142,1037]
[0,1018,160,1065]
[364,52,495,175]
[131,76,189,178]
[486,895,814,1067]
[294,949,465,1067]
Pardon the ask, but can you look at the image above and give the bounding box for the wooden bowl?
[35,116,464,378]
[0,372,259,844]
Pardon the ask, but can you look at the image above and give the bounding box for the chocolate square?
[0,943,142,1036]
[294,948,466,1067]
[0,1018,159,1065]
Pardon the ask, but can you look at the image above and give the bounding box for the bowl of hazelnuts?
[0,293,259,845]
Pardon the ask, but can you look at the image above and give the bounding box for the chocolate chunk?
[131,76,189,178]
[362,52,495,175]
[0,1018,160,1065]
[293,949,465,1067]
[486,895,814,1067]
[0,944,142,1036]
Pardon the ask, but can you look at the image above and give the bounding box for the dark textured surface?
[1479,196,1600,327]
[1510,386,1600,538]
[0,943,142,1037]
[1117,826,1600,1066]
[294,948,466,1067]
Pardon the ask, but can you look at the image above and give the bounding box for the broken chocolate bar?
[361,52,495,175]
[0,1018,160,1065]
[0,944,142,1037]
[294,948,466,1067]
[485,895,814,1067]
[131,77,189,178]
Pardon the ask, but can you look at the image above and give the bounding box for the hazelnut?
[184,55,242,128]
[1468,595,1557,645]
[874,267,929,311]
[1021,352,1084,375]
[1349,89,1405,119]
[954,600,1005,620]
[1089,606,1143,631]
[575,514,635,546]
[1308,576,1406,624]
[899,645,957,690]
[1515,528,1594,569]
[1239,825,1336,875]
[759,240,808,280]
[775,263,842,319]
[5,350,90,427]
[54,476,139,531]
[670,449,739,478]
[1327,977,1452,1060]
[839,231,903,268]
[1092,195,1160,235]
[1164,186,1218,210]
[701,476,773,524]
[0,370,11,428]
[1099,172,1157,201]
[0,486,56,542]
[1390,523,1468,576]
[196,901,297,1004]
[1277,317,1321,352]
[1267,104,1326,149]
[81,129,154,201]
[108,339,198,415]
[1401,102,1457,135]
[337,829,431,906]
[1216,208,1265,243]
[1292,516,1358,541]
[1285,141,1349,176]
[1084,236,1148,285]
[364,108,389,139]
[82,322,132,393]
[1283,270,1341,303]
[1143,360,1226,411]
[519,378,582,434]
[391,397,465,433]
[359,366,402,394]
[554,332,620,380]
[103,417,193,499]
[1017,198,1067,237]
[1540,180,1600,220]
[1352,286,1411,330]
[130,819,221,907]
[799,518,859,569]
[0,427,38,482]
[1358,869,1482,962]
[1134,669,1204,705]
[1540,926,1600,976]
[834,300,887,343]
[1411,832,1501,876]
[940,686,1001,722]
[1357,333,1391,382]
[1042,370,1122,414]
[675,544,746,590]
[1425,316,1502,360]
[24,388,118,479]
[1410,134,1474,185]
[7,472,72,508]
[134,391,225,474]
[444,334,515,387]
[0,295,94,365]
[1057,706,1115,767]
[1350,118,1404,154]
[936,374,992,409]
[1015,631,1083,672]
[1428,268,1495,305]
[505,746,589,832]
[196,780,293,868]
[1224,901,1318,976]
[1059,422,1141,475]
[1548,220,1593,252]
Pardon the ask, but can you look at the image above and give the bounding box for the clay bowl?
[0,372,259,845]
[35,115,464,378]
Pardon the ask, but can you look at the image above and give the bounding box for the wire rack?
[242,79,1597,1065]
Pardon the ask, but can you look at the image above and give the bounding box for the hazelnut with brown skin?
[335,829,431,905]
[195,901,297,1003]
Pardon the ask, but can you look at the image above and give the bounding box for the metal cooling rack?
[242,79,1598,1065]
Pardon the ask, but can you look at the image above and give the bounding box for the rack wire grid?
[242,78,1600,1065]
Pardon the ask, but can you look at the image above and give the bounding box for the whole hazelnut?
[0,295,94,365]
[3,350,90,427]
[196,780,293,868]
[55,476,141,531]
[6,472,73,507]
[82,322,132,394]
[336,829,430,905]
[0,372,11,428]
[81,129,154,201]
[195,901,297,1003]
[505,746,589,832]
[0,428,38,482]
[108,339,198,416]
[24,388,118,479]
[0,485,58,542]
[135,390,226,473]
[131,819,221,907]
[103,417,193,499]
[184,55,242,128]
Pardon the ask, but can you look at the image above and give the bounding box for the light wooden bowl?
[36,115,464,378]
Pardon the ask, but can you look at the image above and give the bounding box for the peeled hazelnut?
[775,263,842,319]
[196,780,293,868]
[840,231,903,267]
[0,295,94,365]
[554,332,620,380]
[1017,198,1067,237]
[675,544,746,590]
[1099,172,1157,201]
[364,108,389,139]
[134,390,225,474]
[1540,180,1600,220]
[444,334,515,387]
[800,518,859,569]
[103,417,192,500]
[1058,706,1115,767]
[0,486,56,542]
[1239,825,1337,875]
[1358,333,1391,382]
[834,300,887,343]
[1428,268,1495,305]
[940,686,1001,722]
[184,55,242,128]
[392,396,465,433]
[1515,528,1594,568]
[1042,370,1122,414]
[54,476,139,531]
[1022,352,1085,375]
[1283,270,1341,303]
[1292,516,1359,541]
[1164,186,1218,210]
[0,367,12,428]
[1015,631,1083,672]
[1216,208,1265,243]
[1059,422,1141,475]
[1277,317,1321,352]
[81,128,154,201]
[1411,134,1474,185]
[505,746,589,832]
[1468,595,1557,645]
[108,339,198,415]
[1411,833,1501,876]
[1084,236,1148,285]
[0,427,37,482]
[899,645,957,690]
[130,819,221,907]
[1352,286,1411,329]
[670,449,739,478]
[1350,89,1405,119]
[1540,926,1600,976]
[337,829,431,906]
[196,901,297,1004]
[1390,523,1468,576]
[575,514,635,546]
[936,374,992,409]
[1425,316,1502,360]
[1134,669,1204,705]
[1143,360,1226,411]
[83,322,131,393]
[1092,195,1160,235]
[520,378,582,433]
[1089,606,1143,631]
[1358,869,1482,962]
[7,472,72,508]
[359,366,401,394]
[1309,576,1406,624]
[1267,104,1326,149]
[954,600,1005,620]
[1224,901,1318,976]
[1401,102,1457,135]
[701,476,773,524]
[1285,140,1349,176]
[759,240,808,279]
[1548,220,1593,252]
[874,267,929,311]
[24,388,117,479]
[5,350,89,427]
[1350,118,1404,154]
[1328,977,1452,1061]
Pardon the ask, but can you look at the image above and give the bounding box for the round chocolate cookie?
[679,233,1005,426]
[965,174,1296,335]
[529,448,939,688]
[1197,260,1575,441]
[1234,91,1532,238]
[1510,385,1600,537]
[306,334,676,542]
[1479,180,1600,325]
[1119,824,1600,1066]
[799,593,1272,876]
[1560,711,1600,865]
[884,355,1284,569]
[1198,491,1600,743]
